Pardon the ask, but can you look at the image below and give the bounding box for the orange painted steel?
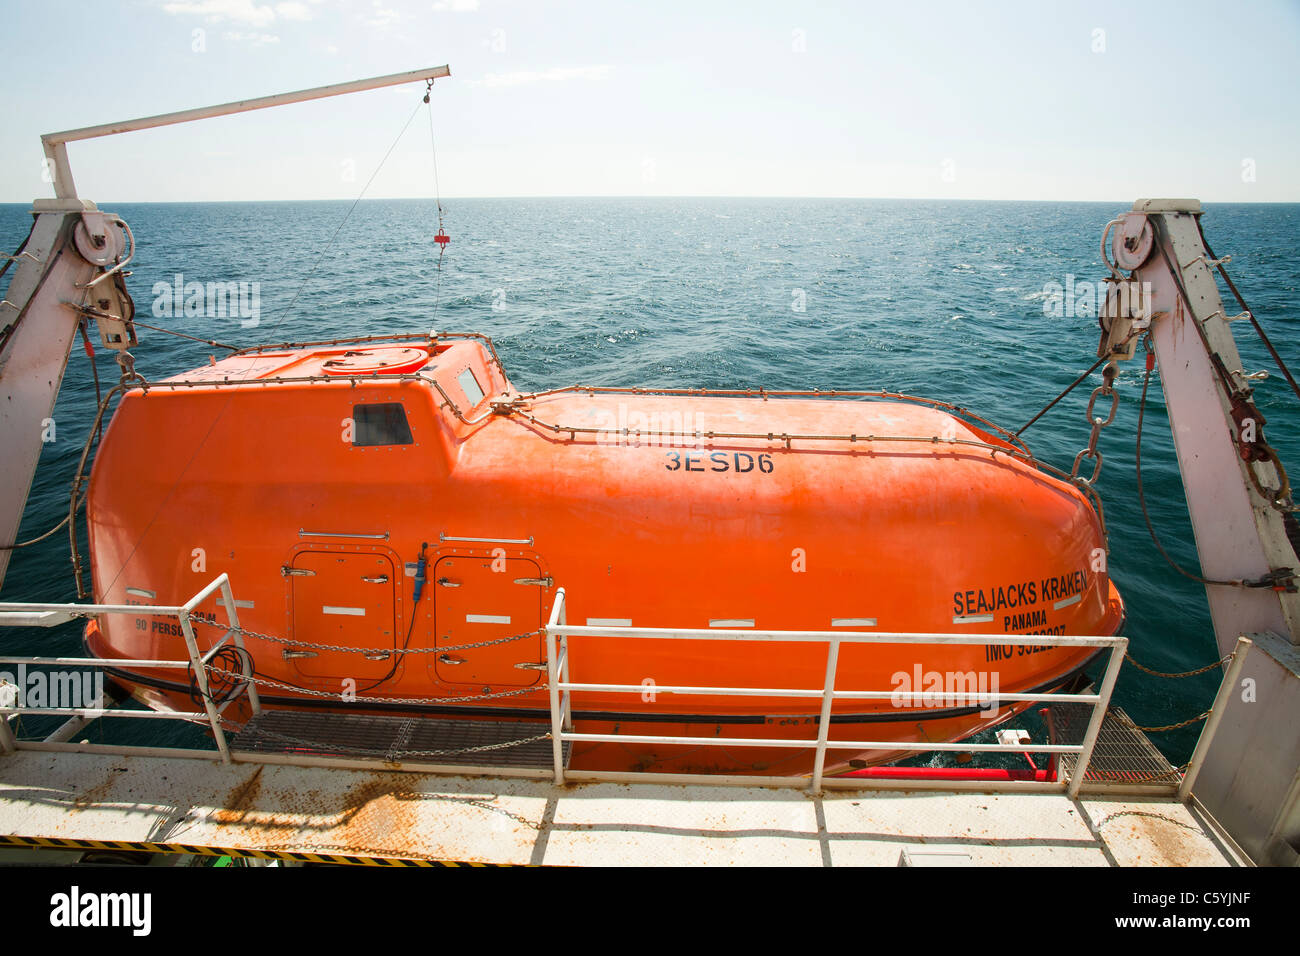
[84,336,1124,775]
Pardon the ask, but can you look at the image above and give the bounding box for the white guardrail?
[542,587,1129,795]
[0,576,1130,796]
[0,573,259,761]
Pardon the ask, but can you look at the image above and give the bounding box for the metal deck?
[0,750,1242,866]
[1048,704,1179,788]
[233,712,567,771]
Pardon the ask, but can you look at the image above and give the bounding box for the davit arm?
[1097,198,1300,656]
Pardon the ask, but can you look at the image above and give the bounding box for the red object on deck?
[839,766,1055,783]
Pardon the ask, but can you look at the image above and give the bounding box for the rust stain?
[1131,815,1198,866]
[338,775,420,853]
[210,766,264,825]
[1098,809,1207,866]
[228,766,264,812]
[187,769,513,860]
[71,770,124,811]
[343,777,397,813]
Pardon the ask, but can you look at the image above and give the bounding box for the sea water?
[2,197,1297,764]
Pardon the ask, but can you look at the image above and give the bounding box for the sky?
[0,0,1297,202]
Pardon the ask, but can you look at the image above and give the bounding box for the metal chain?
[435,630,541,652]
[1132,711,1211,733]
[1123,761,1189,784]
[249,726,551,759]
[1243,441,1296,514]
[1124,653,1230,680]
[208,666,545,705]
[1070,361,1119,488]
[192,616,540,654]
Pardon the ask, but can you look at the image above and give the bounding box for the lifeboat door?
[431,555,545,688]
[288,551,397,680]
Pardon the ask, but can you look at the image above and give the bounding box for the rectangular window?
[457,368,486,407]
[352,403,414,446]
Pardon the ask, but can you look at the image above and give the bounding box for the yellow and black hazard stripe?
[0,834,516,867]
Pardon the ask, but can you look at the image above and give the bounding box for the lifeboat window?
[352,403,414,446]
[457,368,485,407]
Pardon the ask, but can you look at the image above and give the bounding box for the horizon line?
[2,195,1298,206]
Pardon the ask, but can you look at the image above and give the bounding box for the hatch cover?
[321,346,430,376]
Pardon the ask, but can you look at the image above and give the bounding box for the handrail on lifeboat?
[0,573,259,763]
[542,587,1129,796]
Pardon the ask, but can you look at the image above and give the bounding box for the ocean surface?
[3,197,1299,766]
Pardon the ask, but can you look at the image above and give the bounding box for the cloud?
[274,1,312,20]
[432,0,479,10]
[363,0,399,27]
[161,0,277,26]
[477,65,612,88]
[223,30,281,45]
[158,0,317,25]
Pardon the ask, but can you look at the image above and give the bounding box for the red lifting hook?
[434,229,450,247]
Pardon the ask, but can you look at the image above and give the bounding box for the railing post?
[1178,635,1252,802]
[559,595,572,731]
[1067,636,1127,798]
[219,576,261,716]
[546,589,567,784]
[560,632,573,732]
[179,611,232,763]
[810,637,841,793]
[0,712,17,755]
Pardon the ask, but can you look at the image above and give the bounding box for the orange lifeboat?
[84,332,1124,774]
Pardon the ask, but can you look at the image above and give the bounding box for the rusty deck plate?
[0,750,1240,866]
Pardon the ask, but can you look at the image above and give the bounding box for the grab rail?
[542,587,1127,795]
[0,573,259,762]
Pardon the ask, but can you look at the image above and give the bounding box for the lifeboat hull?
[84,336,1125,775]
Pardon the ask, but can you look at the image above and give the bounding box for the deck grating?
[1047,703,1178,784]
